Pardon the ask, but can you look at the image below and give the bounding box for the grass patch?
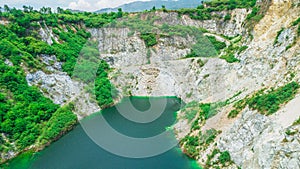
[228,82,300,118]
[220,53,240,63]
[205,149,233,169]
[247,82,299,115]
[140,33,158,47]
[238,45,248,54]
[180,129,220,159]
[206,36,227,54]
[228,98,248,118]
[293,117,300,126]
[0,151,35,169]
[292,17,300,26]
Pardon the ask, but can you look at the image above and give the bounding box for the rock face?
[151,9,251,37]
[38,22,58,45]
[90,0,299,105]
[219,108,300,169]
[26,54,100,119]
[88,0,300,168]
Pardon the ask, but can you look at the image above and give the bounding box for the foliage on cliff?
[0,6,120,161]
[177,0,256,20]
[95,61,117,109]
[228,82,300,118]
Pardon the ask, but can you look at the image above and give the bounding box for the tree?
[28,6,33,12]
[57,7,63,14]
[4,5,10,12]
[117,8,123,18]
[40,7,51,14]
[162,5,167,12]
[23,5,29,12]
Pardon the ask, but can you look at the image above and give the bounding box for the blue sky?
[0,0,151,11]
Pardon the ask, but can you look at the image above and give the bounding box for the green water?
[4,97,201,169]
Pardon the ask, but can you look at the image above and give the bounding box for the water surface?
[7,97,201,169]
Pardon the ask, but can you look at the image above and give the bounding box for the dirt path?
[202,106,238,132]
[270,94,300,128]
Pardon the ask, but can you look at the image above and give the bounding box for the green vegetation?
[219,41,249,63]
[182,101,200,122]
[245,1,271,30]
[247,82,299,115]
[181,136,200,158]
[293,117,300,126]
[39,104,77,143]
[224,14,231,21]
[206,36,227,54]
[180,129,219,159]
[205,0,256,10]
[238,45,248,54]
[95,60,117,109]
[285,129,297,136]
[116,14,218,57]
[0,150,35,169]
[292,17,300,36]
[246,6,263,22]
[218,36,247,63]
[181,101,227,123]
[177,0,256,21]
[0,6,121,163]
[292,17,300,26]
[140,33,158,47]
[219,151,231,165]
[200,129,219,146]
[205,149,233,168]
[0,57,79,160]
[284,18,300,51]
[179,100,228,160]
[274,28,284,45]
[0,61,59,150]
[228,98,247,118]
[0,6,123,76]
[228,82,300,118]
[220,53,240,63]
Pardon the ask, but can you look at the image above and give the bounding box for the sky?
[0,0,152,12]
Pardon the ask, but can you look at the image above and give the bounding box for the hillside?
[96,0,203,13]
[0,0,300,168]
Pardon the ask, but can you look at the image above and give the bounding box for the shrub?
[247,82,299,115]
[94,61,118,109]
[238,45,248,54]
[219,151,231,165]
[228,82,300,118]
[40,105,77,142]
[293,117,300,126]
[206,36,227,54]
[274,28,284,45]
[140,33,157,47]
[224,14,231,21]
[220,53,240,63]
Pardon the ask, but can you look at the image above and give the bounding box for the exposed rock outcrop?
[26,54,100,119]
[151,9,251,37]
[219,106,300,169]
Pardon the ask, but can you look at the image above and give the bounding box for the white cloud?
[95,0,151,9]
[0,0,153,12]
[68,0,93,11]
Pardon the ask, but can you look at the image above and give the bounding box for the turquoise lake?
[6,97,201,169]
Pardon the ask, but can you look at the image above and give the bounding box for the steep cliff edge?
[88,0,300,168]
